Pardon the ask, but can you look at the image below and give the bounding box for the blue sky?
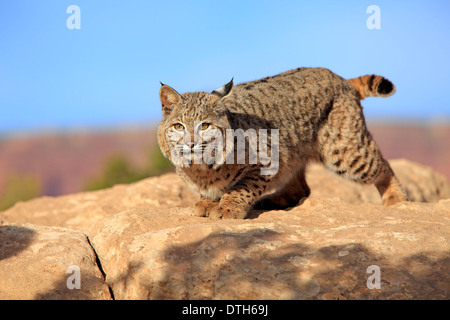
[1,0,449,134]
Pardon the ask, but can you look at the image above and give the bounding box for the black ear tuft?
[212,78,234,98]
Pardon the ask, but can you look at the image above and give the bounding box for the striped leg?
[209,170,269,220]
[318,97,408,205]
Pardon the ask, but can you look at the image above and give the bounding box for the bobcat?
[157,67,408,219]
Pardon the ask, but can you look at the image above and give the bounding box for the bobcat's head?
[157,79,234,169]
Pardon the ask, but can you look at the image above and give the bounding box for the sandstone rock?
[0,224,112,299]
[0,159,449,300]
[1,159,449,233]
[89,199,450,299]
[0,173,195,232]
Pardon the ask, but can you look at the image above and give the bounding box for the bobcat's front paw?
[190,198,219,217]
[209,205,247,220]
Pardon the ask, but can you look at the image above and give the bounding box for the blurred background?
[1,0,449,210]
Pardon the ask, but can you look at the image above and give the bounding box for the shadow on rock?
[0,225,36,261]
[33,274,112,300]
[153,229,321,299]
[151,232,450,299]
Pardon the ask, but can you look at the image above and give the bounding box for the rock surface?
[0,173,194,233]
[0,224,111,299]
[89,200,450,300]
[0,159,449,299]
[1,160,448,234]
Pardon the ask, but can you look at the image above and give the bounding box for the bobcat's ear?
[212,78,234,98]
[159,84,182,116]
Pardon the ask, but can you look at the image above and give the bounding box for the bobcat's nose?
[186,141,195,148]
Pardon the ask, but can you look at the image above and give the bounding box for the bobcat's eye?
[201,123,210,130]
[174,123,184,131]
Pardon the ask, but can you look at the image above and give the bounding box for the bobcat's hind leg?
[373,160,409,206]
[318,96,408,205]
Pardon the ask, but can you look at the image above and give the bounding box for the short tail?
[348,75,396,100]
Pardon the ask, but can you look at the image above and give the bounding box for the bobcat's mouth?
[170,142,225,168]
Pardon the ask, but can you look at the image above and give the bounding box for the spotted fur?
[157,67,408,219]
